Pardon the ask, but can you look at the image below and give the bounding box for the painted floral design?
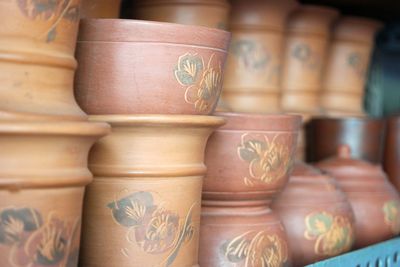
[383,200,400,234]
[108,191,195,267]
[231,39,270,71]
[238,133,292,186]
[17,0,80,42]
[175,53,222,112]
[0,207,80,267]
[292,42,320,70]
[347,52,367,80]
[222,231,288,267]
[304,212,353,256]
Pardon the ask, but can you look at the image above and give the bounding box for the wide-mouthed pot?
[306,116,385,163]
[384,116,400,192]
[80,115,225,267]
[81,0,121,18]
[131,0,230,30]
[0,0,87,120]
[315,145,400,248]
[321,16,383,115]
[200,206,291,267]
[203,112,301,205]
[0,120,109,267]
[74,19,231,115]
[281,5,339,114]
[222,0,298,113]
[272,162,355,266]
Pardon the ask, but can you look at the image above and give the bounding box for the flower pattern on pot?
[0,207,80,267]
[17,0,80,42]
[175,53,223,113]
[238,133,292,186]
[347,51,367,81]
[304,211,354,256]
[222,231,288,267]
[291,42,320,70]
[231,39,270,71]
[108,191,196,267]
[383,200,400,234]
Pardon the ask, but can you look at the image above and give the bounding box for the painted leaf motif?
[17,0,61,20]
[63,5,79,21]
[383,200,400,234]
[238,140,265,162]
[223,231,251,263]
[231,39,269,70]
[306,213,333,236]
[175,54,203,86]
[292,43,311,62]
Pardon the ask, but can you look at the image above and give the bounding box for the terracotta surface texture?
[81,0,121,18]
[384,116,400,192]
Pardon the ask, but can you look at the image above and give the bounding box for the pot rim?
[78,19,231,50]
[215,112,301,131]
[89,114,226,127]
[0,121,110,137]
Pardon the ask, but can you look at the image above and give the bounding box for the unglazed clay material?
[281,5,339,114]
[0,0,87,120]
[200,206,291,267]
[384,116,400,191]
[81,0,121,18]
[75,19,230,115]
[203,112,301,205]
[131,0,230,30]
[80,115,225,267]
[321,17,383,115]
[0,120,109,267]
[316,145,400,248]
[306,116,385,163]
[222,0,298,113]
[273,162,355,266]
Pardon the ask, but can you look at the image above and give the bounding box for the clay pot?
[281,5,339,114]
[80,115,225,267]
[315,145,400,248]
[0,120,109,267]
[306,116,386,163]
[203,112,301,205]
[272,162,355,266]
[0,0,86,120]
[200,206,291,267]
[131,0,230,30]
[222,0,298,113]
[81,0,121,18]
[384,116,400,191]
[74,19,230,115]
[321,17,383,116]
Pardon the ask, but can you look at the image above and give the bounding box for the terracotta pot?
[80,115,225,267]
[75,19,230,115]
[200,206,291,267]
[315,145,400,248]
[384,116,400,191]
[0,0,87,120]
[203,112,301,205]
[131,0,230,30]
[0,120,109,267]
[306,116,386,163]
[281,5,339,114]
[81,0,121,18]
[321,17,383,115]
[222,0,298,113]
[272,162,355,266]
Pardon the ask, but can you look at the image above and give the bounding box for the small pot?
[131,0,230,30]
[200,206,291,267]
[75,19,230,115]
[0,120,109,267]
[383,116,400,191]
[0,0,86,120]
[80,115,225,267]
[273,162,355,266]
[203,112,301,205]
[321,16,383,115]
[306,116,386,163]
[281,5,339,114]
[222,0,298,113]
[81,0,121,18]
[315,145,400,248]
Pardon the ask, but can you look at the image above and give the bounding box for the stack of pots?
[199,113,301,266]
[73,19,230,266]
[320,17,383,116]
[0,1,110,267]
[222,0,298,113]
